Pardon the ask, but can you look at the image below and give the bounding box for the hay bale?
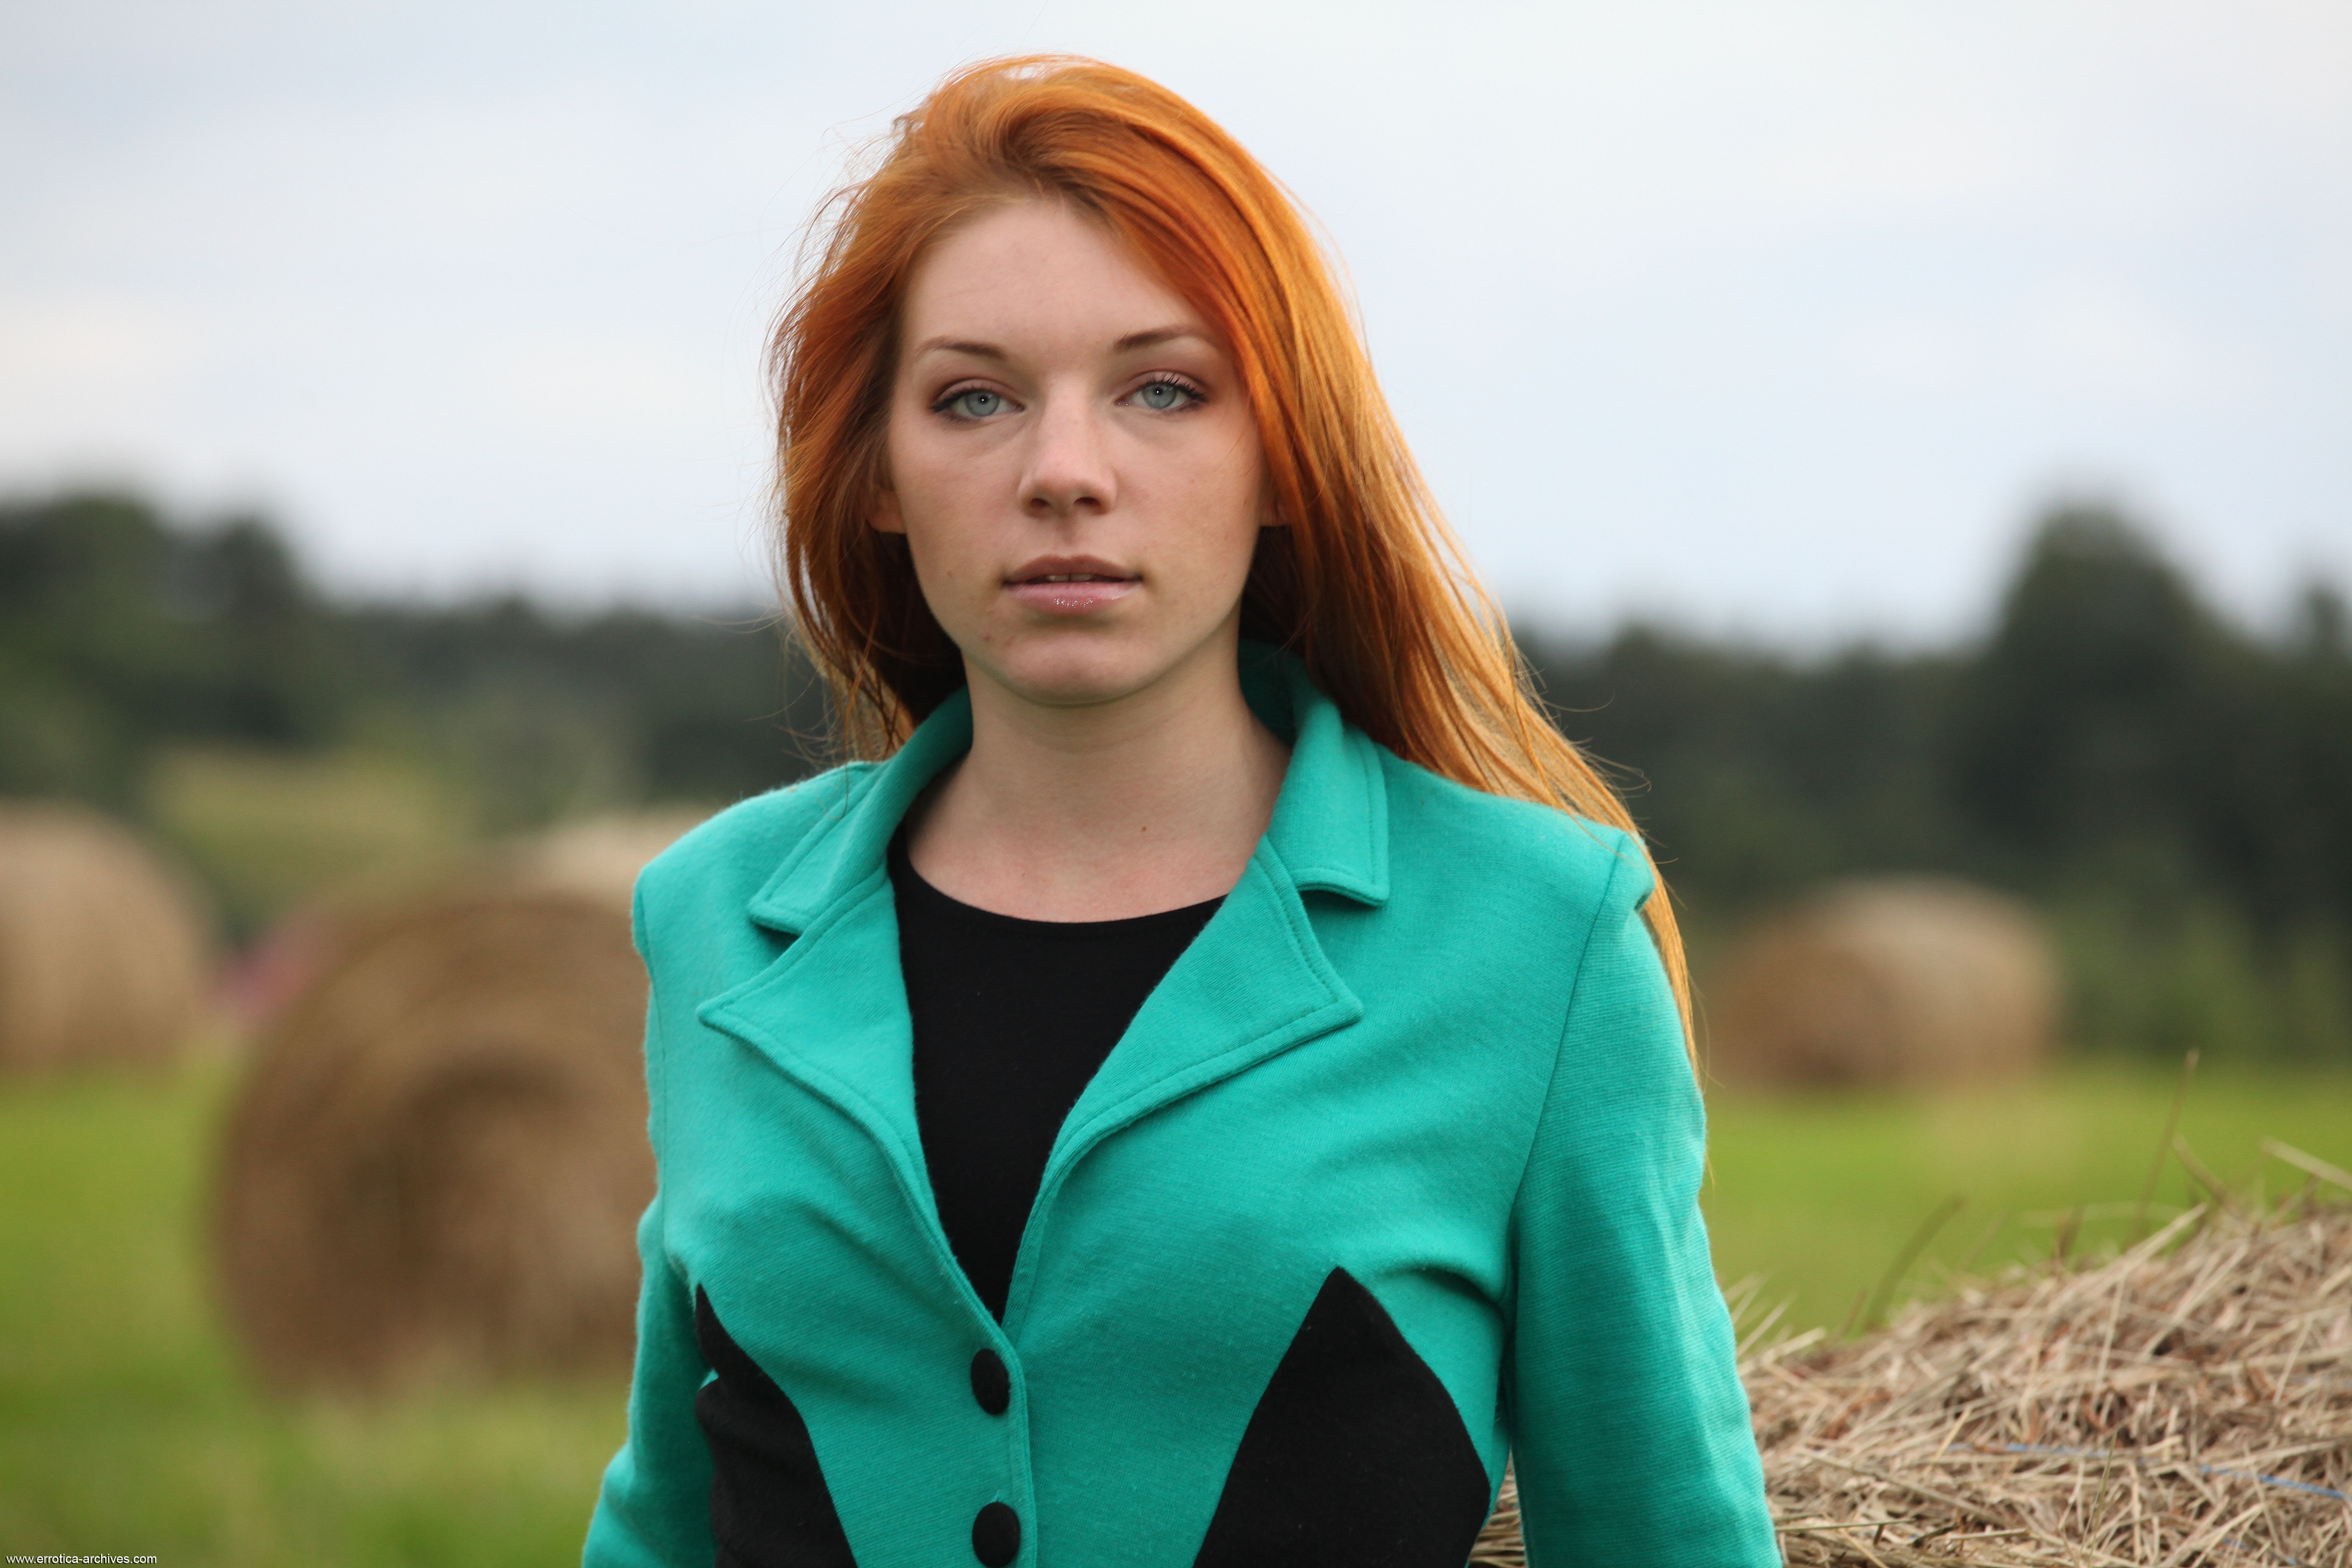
[214,811,699,1391]
[1469,1470,1525,1566]
[215,809,709,1037]
[496,808,709,908]
[1705,878,2059,1090]
[1746,1193,2352,1566]
[1472,1191,2352,1566]
[0,800,214,1072]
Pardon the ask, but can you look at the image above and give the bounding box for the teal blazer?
[585,649,1776,1568]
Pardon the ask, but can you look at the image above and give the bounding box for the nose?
[1019,388,1115,520]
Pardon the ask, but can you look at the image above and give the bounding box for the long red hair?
[770,55,1692,1038]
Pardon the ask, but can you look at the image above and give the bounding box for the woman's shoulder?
[1373,748,1656,923]
[630,761,879,953]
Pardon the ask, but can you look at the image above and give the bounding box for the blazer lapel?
[696,872,933,1215]
[693,650,1395,1331]
[1034,835,1362,1172]
[694,690,975,1237]
[1001,651,1391,1330]
[1047,647,1390,1162]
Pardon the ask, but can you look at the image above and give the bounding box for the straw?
[1473,1189,2351,1565]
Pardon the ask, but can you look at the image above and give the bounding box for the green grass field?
[2,1057,2346,1565]
[0,1063,624,1567]
[1702,1060,2352,1337]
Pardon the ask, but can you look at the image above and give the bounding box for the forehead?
[899,200,1207,351]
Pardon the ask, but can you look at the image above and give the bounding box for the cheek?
[1148,503,1261,625]
[887,426,992,578]
[1182,431,1269,586]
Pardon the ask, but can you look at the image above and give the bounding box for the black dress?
[889,830,1220,1321]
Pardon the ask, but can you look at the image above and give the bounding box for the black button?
[972,1501,1020,1566]
[969,1348,1010,1416]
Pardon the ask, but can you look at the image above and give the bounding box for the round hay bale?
[0,800,214,1073]
[1704,877,2059,1090]
[1469,1197,2352,1566]
[496,808,710,908]
[216,810,709,1038]
[214,811,699,1391]
[1746,1197,2352,1566]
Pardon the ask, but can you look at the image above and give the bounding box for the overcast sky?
[4,2,2347,643]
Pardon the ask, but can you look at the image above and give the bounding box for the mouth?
[1004,557,1140,615]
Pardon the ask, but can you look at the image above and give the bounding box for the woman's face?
[874,199,1269,712]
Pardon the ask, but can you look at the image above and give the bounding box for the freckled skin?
[872,199,1270,712]
[871,200,1290,921]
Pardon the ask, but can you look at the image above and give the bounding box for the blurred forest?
[1520,509,2352,1065]
[3,487,2347,1062]
[0,490,828,936]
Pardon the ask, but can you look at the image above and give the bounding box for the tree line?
[0,490,829,823]
[1520,505,2352,1063]
[3,488,2347,1060]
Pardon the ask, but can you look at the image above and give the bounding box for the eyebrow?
[910,326,1205,361]
[1111,327,1202,353]
[913,337,1009,361]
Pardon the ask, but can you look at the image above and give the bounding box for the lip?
[1003,554,1140,616]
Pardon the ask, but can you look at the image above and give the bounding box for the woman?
[585,55,1775,1568]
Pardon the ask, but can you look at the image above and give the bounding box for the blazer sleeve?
[583,889,717,1568]
[1505,850,1779,1567]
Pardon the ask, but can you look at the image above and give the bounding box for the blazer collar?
[743,642,1389,936]
[700,646,1386,1329]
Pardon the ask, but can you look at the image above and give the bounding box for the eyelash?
[1130,373,1207,409]
[930,384,1009,422]
[926,374,1209,422]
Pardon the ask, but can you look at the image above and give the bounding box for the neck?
[903,633,1289,920]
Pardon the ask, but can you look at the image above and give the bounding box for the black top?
[890,830,1221,1321]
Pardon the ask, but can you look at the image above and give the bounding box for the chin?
[980,627,1199,710]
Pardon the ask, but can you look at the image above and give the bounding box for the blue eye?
[945,388,1006,419]
[1132,379,1197,411]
